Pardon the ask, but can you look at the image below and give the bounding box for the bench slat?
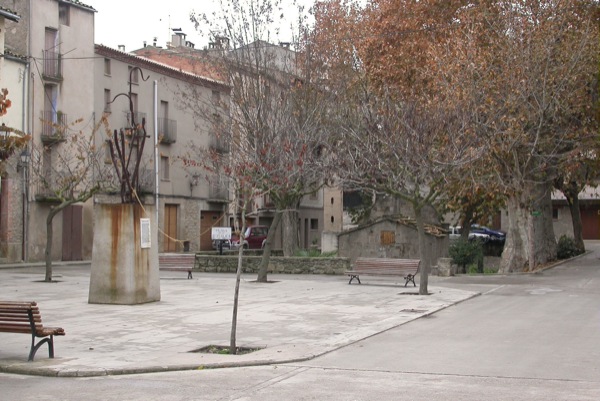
[346,257,420,286]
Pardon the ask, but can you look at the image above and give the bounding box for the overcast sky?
[91,0,314,52]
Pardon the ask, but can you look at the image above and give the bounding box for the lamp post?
[19,148,30,261]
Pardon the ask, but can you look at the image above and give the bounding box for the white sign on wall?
[211,227,232,240]
[140,218,151,248]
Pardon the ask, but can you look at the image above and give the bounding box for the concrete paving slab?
[0,266,478,377]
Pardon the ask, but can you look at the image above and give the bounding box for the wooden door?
[200,211,223,251]
[62,205,83,261]
[580,206,600,240]
[164,204,178,252]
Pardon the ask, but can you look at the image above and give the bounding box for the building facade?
[2,0,97,262]
[95,45,231,253]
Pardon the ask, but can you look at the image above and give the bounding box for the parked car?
[448,226,491,242]
[229,225,269,249]
[471,224,506,242]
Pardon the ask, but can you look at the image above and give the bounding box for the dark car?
[471,224,506,242]
[230,225,269,249]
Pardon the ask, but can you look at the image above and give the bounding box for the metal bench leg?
[348,275,361,284]
[187,270,193,279]
[404,275,416,287]
[29,334,53,361]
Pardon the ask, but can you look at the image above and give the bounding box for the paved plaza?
[0,264,477,377]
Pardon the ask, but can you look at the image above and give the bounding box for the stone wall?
[193,254,350,275]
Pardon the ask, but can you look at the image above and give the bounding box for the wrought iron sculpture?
[106,67,150,203]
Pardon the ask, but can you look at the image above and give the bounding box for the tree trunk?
[414,204,429,295]
[536,187,557,265]
[567,195,585,252]
[230,214,246,355]
[44,205,64,282]
[282,207,299,257]
[500,183,557,273]
[500,196,529,273]
[257,211,282,282]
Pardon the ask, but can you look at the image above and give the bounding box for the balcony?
[209,134,230,154]
[158,118,177,144]
[43,51,62,82]
[124,111,147,129]
[208,176,229,202]
[138,168,155,194]
[35,174,63,203]
[40,111,67,145]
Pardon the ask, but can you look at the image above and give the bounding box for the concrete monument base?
[88,203,160,304]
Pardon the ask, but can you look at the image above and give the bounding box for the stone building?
[95,44,231,253]
[337,216,449,269]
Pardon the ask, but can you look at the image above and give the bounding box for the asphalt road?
[2,249,599,400]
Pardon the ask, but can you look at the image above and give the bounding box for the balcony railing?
[138,168,154,194]
[124,111,147,129]
[40,110,67,144]
[35,173,63,202]
[43,50,62,81]
[158,118,177,144]
[209,134,230,153]
[209,176,229,201]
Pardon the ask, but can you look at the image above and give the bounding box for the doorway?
[164,204,178,252]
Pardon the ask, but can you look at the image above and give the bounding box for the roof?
[0,6,20,22]
[95,44,230,91]
[62,0,96,13]
[339,216,448,238]
[132,46,227,83]
[553,186,600,201]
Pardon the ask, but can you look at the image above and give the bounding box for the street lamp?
[19,148,30,261]
[19,148,31,166]
[17,149,30,172]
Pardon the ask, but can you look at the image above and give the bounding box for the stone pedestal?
[88,203,160,304]
[437,257,454,277]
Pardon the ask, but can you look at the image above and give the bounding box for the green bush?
[556,235,583,259]
[449,239,484,274]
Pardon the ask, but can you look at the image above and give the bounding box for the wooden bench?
[159,254,195,279]
[0,301,65,361]
[345,258,420,287]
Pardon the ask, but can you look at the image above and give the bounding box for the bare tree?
[30,117,114,282]
[186,0,329,264]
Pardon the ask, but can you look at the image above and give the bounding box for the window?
[380,231,395,245]
[128,66,139,84]
[161,156,170,180]
[104,89,111,112]
[104,58,111,75]
[160,101,169,120]
[212,90,221,103]
[59,3,70,26]
[310,219,318,230]
[130,93,138,112]
[104,140,112,164]
[44,28,60,79]
[552,208,559,220]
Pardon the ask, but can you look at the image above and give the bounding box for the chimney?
[118,45,125,52]
[153,37,158,47]
[143,41,147,47]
